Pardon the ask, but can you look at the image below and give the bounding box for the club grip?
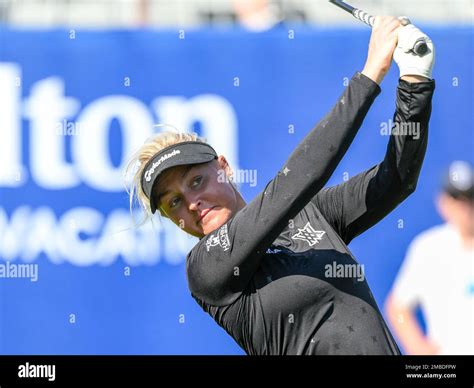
[353,9,375,27]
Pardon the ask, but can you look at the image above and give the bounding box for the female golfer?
[127,16,435,354]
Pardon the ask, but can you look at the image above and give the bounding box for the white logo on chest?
[291,222,326,246]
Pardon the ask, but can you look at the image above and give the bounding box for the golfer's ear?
[217,155,233,176]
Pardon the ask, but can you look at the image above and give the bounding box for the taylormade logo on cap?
[144,149,181,182]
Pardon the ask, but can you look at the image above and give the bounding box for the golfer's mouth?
[197,207,217,225]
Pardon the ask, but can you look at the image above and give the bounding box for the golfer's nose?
[188,194,202,212]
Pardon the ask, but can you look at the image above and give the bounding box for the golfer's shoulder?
[186,224,231,264]
[186,238,206,264]
[185,241,208,294]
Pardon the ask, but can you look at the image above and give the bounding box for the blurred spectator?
[386,161,474,355]
[138,0,149,26]
[200,0,305,30]
[0,0,11,23]
[232,0,283,31]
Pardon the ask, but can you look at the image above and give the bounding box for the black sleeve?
[311,78,435,244]
[186,72,381,306]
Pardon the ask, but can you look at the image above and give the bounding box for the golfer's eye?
[191,175,202,188]
[169,196,181,209]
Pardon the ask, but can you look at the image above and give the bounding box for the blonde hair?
[124,129,208,226]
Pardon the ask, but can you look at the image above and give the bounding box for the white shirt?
[392,223,474,355]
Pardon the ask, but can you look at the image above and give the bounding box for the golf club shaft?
[330,0,375,26]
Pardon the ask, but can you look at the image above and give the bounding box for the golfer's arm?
[312,78,435,244]
[187,72,380,306]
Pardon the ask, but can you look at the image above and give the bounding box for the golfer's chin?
[199,206,232,237]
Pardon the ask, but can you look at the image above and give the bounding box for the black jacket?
[186,72,435,355]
